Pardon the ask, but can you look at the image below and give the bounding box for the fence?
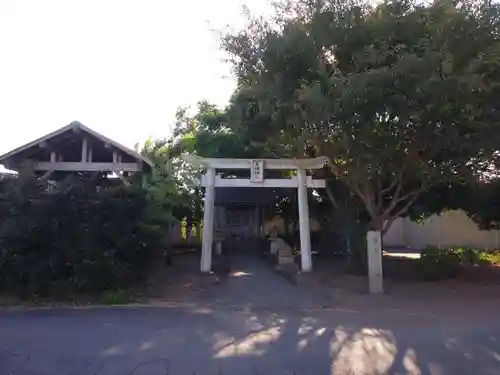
[383,209,500,250]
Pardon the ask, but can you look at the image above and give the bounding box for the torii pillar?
[200,167,215,272]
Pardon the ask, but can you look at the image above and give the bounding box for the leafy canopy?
[222,0,500,231]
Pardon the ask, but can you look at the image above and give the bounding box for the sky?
[0,0,271,169]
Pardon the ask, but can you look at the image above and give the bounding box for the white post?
[201,167,215,272]
[367,231,384,294]
[297,168,312,272]
[81,138,88,162]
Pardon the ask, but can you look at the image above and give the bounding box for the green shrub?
[100,289,134,305]
[416,247,462,280]
[479,251,500,265]
[0,178,165,297]
[451,247,483,265]
[415,246,499,281]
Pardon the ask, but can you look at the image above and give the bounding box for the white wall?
[384,210,500,249]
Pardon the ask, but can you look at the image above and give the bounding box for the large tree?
[222,0,500,234]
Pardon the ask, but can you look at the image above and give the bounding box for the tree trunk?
[347,221,368,273]
[370,216,385,232]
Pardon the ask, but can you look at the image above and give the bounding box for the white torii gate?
[182,155,328,273]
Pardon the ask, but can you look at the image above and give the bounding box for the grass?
[0,289,137,307]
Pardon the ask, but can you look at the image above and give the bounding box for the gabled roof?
[0,121,153,167]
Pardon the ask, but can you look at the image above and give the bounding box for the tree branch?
[391,193,421,221]
[352,183,377,220]
[382,217,396,235]
[394,188,423,206]
[381,171,401,195]
[383,171,405,215]
[325,185,339,209]
[381,191,422,235]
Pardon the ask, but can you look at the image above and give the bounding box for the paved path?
[180,254,332,310]
[1,255,500,375]
[2,306,500,375]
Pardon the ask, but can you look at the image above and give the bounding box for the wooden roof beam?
[35,162,141,172]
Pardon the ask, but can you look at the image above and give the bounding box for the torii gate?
[182,155,328,272]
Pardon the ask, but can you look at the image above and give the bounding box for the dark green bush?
[415,246,495,280]
[0,178,165,297]
[452,247,485,265]
[416,247,462,280]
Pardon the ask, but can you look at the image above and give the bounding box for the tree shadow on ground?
[2,252,500,375]
[2,303,500,374]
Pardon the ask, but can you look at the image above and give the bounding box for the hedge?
[416,246,500,281]
[0,177,165,297]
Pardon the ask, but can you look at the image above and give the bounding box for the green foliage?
[415,246,499,281]
[407,182,471,221]
[0,178,163,297]
[143,164,181,228]
[168,100,275,162]
[139,137,203,224]
[462,179,500,230]
[407,178,500,231]
[417,247,463,280]
[480,251,500,266]
[100,289,134,305]
[222,0,500,232]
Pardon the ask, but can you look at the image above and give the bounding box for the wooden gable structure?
[0,121,152,184]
